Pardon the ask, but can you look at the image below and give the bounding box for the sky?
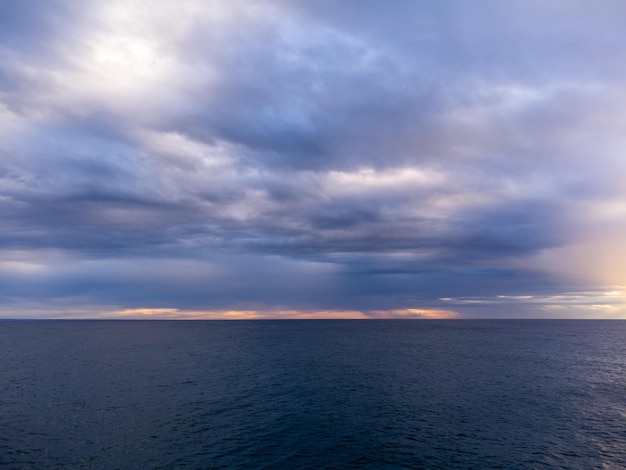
[1,0,626,319]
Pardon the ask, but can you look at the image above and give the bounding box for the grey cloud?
[0,0,83,57]
[1,1,626,316]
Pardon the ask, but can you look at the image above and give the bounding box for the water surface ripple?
[1,320,625,469]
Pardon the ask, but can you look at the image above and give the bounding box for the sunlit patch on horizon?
[369,309,460,319]
[111,308,367,320]
[96,307,461,320]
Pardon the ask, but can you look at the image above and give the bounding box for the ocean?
[1,320,625,469]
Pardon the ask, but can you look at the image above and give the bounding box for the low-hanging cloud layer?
[1,0,626,319]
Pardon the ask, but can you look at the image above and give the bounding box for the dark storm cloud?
[1,0,626,317]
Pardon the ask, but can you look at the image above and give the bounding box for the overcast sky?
[1,0,626,319]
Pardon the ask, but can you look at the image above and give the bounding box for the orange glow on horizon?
[109,307,461,320]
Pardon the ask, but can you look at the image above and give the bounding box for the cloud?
[1,1,626,318]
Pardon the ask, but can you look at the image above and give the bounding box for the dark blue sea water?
[1,320,625,469]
